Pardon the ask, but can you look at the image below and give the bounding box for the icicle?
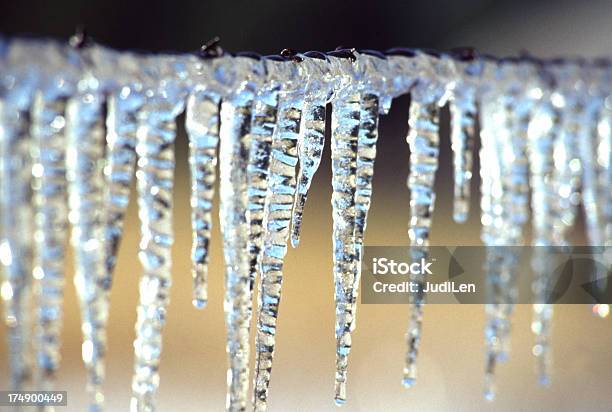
[253,60,304,411]
[90,46,146,291]
[527,76,562,387]
[481,61,536,400]
[578,66,608,249]
[130,55,187,412]
[326,51,362,405]
[403,52,452,388]
[219,56,263,412]
[0,40,38,390]
[246,64,280,334]
[65,84,108,409]
[479,83,505,400]
[351,51,391,331]
[185,88,221,309]
[549,65,583,243]
[330,91,360,405]
[290,53,332,248]
[30,43,75,398]
[449,54,482,223]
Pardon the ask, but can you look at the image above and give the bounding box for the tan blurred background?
[1,0,612,410]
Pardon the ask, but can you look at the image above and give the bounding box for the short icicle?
[90,45,146,289]
[449,52,481,223]
[246,61,280,333]
[290,52,333,247]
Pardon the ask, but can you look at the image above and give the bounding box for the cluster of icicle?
[0,35,610,411]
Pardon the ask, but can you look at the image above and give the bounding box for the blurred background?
[1,0,611,410]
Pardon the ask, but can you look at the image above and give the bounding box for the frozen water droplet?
[192,297,207,310]
[401,377,416,388]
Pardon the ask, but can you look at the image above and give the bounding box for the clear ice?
[130,54,187,412]
[185,54,232,309]
[218,55,263,412]
[65,58,109,409]
[328,51,362,405]
[0,39,39,391]
[0,37,610,411]
[290,53,333,248]
[404,51,453,388]
[29,42,78,402]
[253,57,304,411]
[449,52,481,223]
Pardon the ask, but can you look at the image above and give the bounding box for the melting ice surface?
[0,37,610,412]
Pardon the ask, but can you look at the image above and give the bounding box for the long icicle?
[479,83,506,400]
[130,57,185,411]
[219,79,257,412]
[65,86,109,410]
[527,84,561,387]
[404,95,440,388]
[31,89,69,396]
[0,89,35,391]
[482,63,534,400]
[185,89,221,309]
[403,52,453,389]
[246,80,279,335]
[330,90,361,405]
[253,78,303,410]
